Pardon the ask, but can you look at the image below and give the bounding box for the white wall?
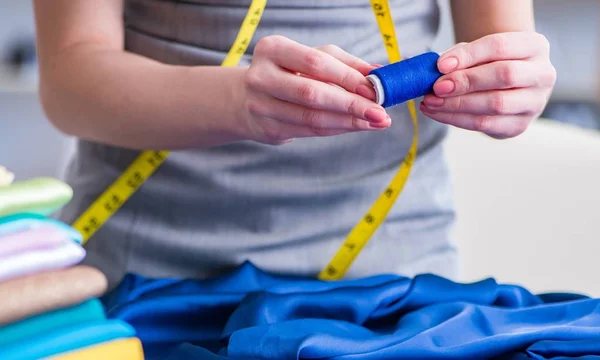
[0,0,34,60]
[446,121,600,297]
[533,0,599,103]
[0,92,74,181]
[0,1,75,181]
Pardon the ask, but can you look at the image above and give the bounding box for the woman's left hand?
[420,32,557,139]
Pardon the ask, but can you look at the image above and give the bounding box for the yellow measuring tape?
[72,0,418,282]
[317,0,418,280]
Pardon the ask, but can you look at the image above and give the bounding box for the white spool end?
[367,74,385,106]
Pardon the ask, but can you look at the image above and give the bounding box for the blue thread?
[368,52,443,108]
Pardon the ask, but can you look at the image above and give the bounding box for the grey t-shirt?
[58,0,459,289]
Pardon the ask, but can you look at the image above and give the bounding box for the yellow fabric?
[47,337,144,360]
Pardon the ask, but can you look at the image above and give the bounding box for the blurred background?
[1,1,599,295]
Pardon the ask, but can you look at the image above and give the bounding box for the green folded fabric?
[0,299,105,347]
[0,178,73,217]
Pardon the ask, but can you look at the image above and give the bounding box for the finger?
[419,102,532,139]
[295,71,376,102]
[316,44,376,76]
[255,117,367,145]
[422,88,548,116]
[437,32,551,73]
[433,60,555,97]
[247,93,391,131]
[439,42,468,57]
[258,36,372,94]
[249,65,389,122]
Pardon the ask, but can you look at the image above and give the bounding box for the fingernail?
[433,80,455,96]
[356,84,376,102]
[365,108,388,123]
[438,56,458,73]
[420,101,437,115]
[423,95,444,107]
[371,63,384,68]
[369,116,391,129]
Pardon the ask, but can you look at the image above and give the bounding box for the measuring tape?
[72,0,419,282]
[317,0,418,280]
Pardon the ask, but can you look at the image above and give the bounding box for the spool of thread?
[367,52,443,108]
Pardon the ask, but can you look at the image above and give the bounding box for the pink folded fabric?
[0,240,85,282]
[0,225,66,257]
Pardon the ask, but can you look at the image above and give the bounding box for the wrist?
[227,66,258,143]
[172,65,252,147]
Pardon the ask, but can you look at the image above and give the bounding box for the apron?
[57,0,459,289]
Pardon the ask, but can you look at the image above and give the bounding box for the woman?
[33,0,556,289]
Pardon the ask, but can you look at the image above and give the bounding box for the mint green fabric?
[0,178,73,218]
[0,299,104,347]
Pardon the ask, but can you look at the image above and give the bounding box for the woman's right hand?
[237,35,391,145]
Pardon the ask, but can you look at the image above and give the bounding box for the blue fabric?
[0,319,135,360]
[0,299,105,347]
[497,339,600,359]
[103,261,600,360]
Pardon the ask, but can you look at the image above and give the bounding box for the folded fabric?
[0,239,85,282]
[104,261,600,360]
[496,339,600,359]
[0,319,135,360]
[0,177,73,217]
[0,224,70,258]
[0,213,82,244]
[0,166,14,186]
[0,299,105,347]
[0,265,108,326]
[47,337,145,360]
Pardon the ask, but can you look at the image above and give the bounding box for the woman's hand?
[420,32,557,139]
[236,35,391,145]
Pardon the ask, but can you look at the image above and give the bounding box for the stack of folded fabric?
[0,166,145,360]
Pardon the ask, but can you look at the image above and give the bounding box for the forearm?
[39,44,247,150]
[450,0,535,42]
